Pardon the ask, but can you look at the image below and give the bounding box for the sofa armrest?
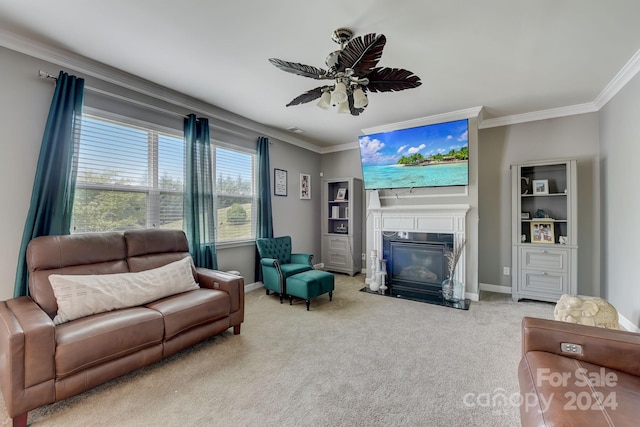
[291,253,313,266]
[0,297,55,418]
[196,268,245,315]
[522,317,640,376]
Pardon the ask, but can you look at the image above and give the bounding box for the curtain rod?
[37,70,271,142]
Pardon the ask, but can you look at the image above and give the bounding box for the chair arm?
[291,253,314,266]
[0,297,55,418]
[196,268,245,315]
[260,258,278,268]
[521,317,640,376]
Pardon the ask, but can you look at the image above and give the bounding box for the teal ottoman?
[286,270,334,311]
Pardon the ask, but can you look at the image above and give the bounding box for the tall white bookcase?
[321,177,362,276]
[511,159,577,302]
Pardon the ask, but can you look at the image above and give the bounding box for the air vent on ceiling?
[287,126,304,133]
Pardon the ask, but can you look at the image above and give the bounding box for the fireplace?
[383,232,452,298]
[366,203,471,308]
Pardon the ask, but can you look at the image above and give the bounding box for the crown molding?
[3,27,639,149]
[319,141,359,154]
[593,48,640,110]
[479,103,598,129]
[0,28,325,154]
[361,106,483,135]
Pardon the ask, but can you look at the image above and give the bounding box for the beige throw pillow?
[49,256,199,325]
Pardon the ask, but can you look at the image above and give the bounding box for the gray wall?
[599,71,640,326]
[478,114,600,296]
[0,46,321,299]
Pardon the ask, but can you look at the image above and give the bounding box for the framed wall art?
[274,168,287,196]
[300,173,311,199]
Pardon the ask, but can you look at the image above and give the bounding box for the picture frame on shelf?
[531,221,554,244]
[532,179,549,195]
[274,168,287,196]
[335,188,347,201]
[521,212,530,219]
[300,173,311,199]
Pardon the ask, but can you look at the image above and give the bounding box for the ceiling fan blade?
[269,58,331,80]
[365,67,422,93]
[336,33,386,75]
[285,86,331,107]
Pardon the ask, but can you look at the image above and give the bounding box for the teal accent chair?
[256,236,314,303]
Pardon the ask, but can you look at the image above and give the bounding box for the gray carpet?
[0,274,554,426]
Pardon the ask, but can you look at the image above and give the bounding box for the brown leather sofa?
[0,229,244,427]
[518,317,640,426]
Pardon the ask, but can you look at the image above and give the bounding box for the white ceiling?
[1,0,640,148]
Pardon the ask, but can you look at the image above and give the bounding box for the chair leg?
[289,295,293,305]
[265,289,270,295]
[306,300,310,311]
[329,291,333,302]
[279,294,284,304]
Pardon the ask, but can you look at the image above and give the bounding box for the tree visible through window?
[71,114,184,233]
[214,146,256,242]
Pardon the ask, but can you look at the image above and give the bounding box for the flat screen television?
[358,119,469,190]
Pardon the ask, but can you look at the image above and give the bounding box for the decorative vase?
[442,278,463,302]
[369,275,380,292]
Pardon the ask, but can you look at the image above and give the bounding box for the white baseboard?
[244,281,263,293]
[618,312,640,332]
[466,292,479,302]
[479,282,512,294]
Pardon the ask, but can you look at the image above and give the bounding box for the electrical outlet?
[503,267,510,276]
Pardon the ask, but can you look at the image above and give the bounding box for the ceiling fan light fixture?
[353,86,368,109]
[269,27,421,116]
[336,100,350,114]
[317,90,332,109]
[331,81,348,105]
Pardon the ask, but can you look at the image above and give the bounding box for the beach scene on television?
[358,119,469,190]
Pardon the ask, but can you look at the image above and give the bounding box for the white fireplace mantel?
[366,203,471,294]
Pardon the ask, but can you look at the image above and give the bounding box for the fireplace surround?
[366,203,471,307]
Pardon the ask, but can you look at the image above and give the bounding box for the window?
[214,145,257,243]
[71,113,184,233]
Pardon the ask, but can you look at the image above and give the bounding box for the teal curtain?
[14,71,84,297]
[255,136,274,281]
[184,114,217,269]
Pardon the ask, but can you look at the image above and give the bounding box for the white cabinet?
[511,159,577,302]
[321,178,363,276]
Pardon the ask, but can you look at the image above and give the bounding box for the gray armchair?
[256,236,314,303]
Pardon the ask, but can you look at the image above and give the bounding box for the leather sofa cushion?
[55,307,164,379]
[145,289,230,340]
[48,257,199,325]
[519,350,640,426]
[26,232,129,319]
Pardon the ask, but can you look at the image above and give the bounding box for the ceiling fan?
[269,28,422,116]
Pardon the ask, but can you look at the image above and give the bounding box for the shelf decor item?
[443,238,466,302]
[335,188,347,201]
[531,221,554,244]
[532,179,549,195]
